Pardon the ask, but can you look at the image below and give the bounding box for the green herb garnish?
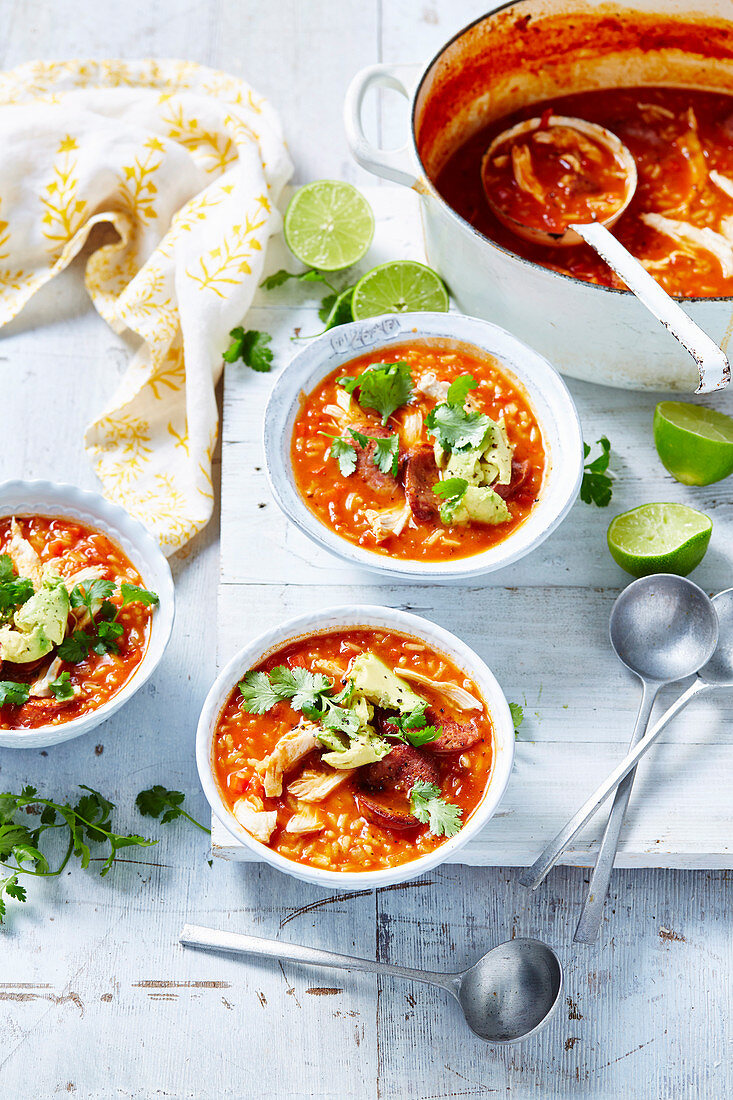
[0,681,30,707]
[371,434,400,477]
[0,555,34,623]
[338,361,413,425]
[49,671,74,701]
[509,701,524,737]
[261,268,333,291]
[120,584,160,607]
[384,704,441,747]
[321,433,359,477]
[409,781,463,838]
[223,327,274,372]
[60,581,159,663]
[433,477,468,524]
[136,786,210,834]
[581,436,613,507]
[0,785,154,922]
[238,666,363,739]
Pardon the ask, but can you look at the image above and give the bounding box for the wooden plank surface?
[0,2,731,1099]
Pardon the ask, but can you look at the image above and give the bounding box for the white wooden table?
[1,3,731,1098]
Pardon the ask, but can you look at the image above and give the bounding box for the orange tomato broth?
[213,628,494,873]
[0,516,153,730]
[291,340,545,562]
[436,87,733,298]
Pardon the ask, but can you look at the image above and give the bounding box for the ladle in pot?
[482,115,730,395]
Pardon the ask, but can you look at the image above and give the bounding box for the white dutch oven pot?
[345,0,733,392]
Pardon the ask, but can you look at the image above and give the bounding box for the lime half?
[607,503,712,578]
[284,180,374,271]
[654,401,733,486]
[351,260,449,320]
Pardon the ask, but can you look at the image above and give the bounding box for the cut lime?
[607,503,712,578]
[283,180,374,271]
[654,401,733,486]
[351,260,449,320]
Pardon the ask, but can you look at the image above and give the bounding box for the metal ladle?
[180,923,563,1043]
[482,115,730,394]
[520,575,720,920]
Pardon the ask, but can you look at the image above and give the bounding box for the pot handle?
[344,63,422,187]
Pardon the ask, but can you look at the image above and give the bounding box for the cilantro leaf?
[433,477,468,524]
[120,584,159,607]
[371,434,400,477]
[92,618,124,656]
[581,436,614,507]
[446,373,478,407]
[317,285,355,332]
[426,403,491,453]
[69,579,115,616]
[238,670,283,714]
[382,705,441,747]
[269,666,333,712]
[0,555,35,622]
[322,433,358,477]
[0,681,30,707]
[261,268,333,291]
[0,555,15,584]
[57,630,92,663]
[49,671,74,701]
[338,361,413,425]
[409,781,463,838]
[509,701,524,737]
[136,785,210,833]
[223,327,274,372]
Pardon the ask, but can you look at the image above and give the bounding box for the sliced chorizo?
[357,794,417,832]
[403,447,441,522]
[424,714,483,755]
[361,742,439,792]
[494,459,531,501]
[352,424,402,497]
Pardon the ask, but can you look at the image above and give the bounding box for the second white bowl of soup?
[264,312,583,582]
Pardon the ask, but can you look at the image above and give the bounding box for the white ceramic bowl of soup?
[344,0,733,391]
[197,605,515,889]
[264,312,583,582]
[0,480,175,749]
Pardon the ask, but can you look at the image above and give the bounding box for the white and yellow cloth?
[0,58,292,552]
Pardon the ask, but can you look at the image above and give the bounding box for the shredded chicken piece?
[511,142,546,204]
[401,410,425,448]
[415,371,450,403]
[28,656,69,699]
[396,667,483,712]
[50,564,107,628]
[365,502,412,542]
[636,102,675,120]
[288,768,355,802]
[285,807,324,835]
[641,213,733,277]
[260,721,320,798]
[6,519,43,589]
[710,170,733,201]
[233,797,277,843]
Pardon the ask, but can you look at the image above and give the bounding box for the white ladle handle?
[180,924,459,994]
[573,679,658,944]
[518,679,710,891]
[573,221,730,395]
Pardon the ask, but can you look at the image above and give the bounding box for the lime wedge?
[351,260,449,320]
[283,181,374,271]
[654,401,733,486]
[607,503,712,578]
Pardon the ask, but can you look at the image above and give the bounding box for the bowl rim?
[263,311,583,581]
[197,603,516,889]
[0,479,175,749]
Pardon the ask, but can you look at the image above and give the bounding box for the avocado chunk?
[0,584,70,665]
[322,733,390,770]
[479,418,513,486]
[449,485,511,527]
[348,653,425,713]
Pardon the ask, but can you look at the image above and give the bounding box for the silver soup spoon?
[482,114,730,394]
[180,923,563,1044]
[521,578,726,901]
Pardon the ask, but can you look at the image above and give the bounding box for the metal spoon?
[180,923,563,1044]
[482,115,730,394]
[520,576,720,904]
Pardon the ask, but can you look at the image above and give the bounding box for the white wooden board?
[217,185,733,869]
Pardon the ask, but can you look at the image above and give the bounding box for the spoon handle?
[180,924,459,995]
[573,680,658,944]
[573,221,730,394]
[519,679,709,891]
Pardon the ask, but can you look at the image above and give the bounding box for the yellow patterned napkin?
[0,59,292,552]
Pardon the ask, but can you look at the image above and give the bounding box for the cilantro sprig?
[321,429,400,479]
[433,477,468,524]
[238,666,363,740]
[338,361,413,425]
[0,681,30,707]
[57,580,159,664]
[0,785,154,922]
[136,786,210,833]
[223,328,274,372]
[425,373,491,453]
[509,701,524,737]
[384,703,441,747]
[409,781,463,838]
[49,671,74,701]
[581,436,614,507]
[0,555,34,623]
